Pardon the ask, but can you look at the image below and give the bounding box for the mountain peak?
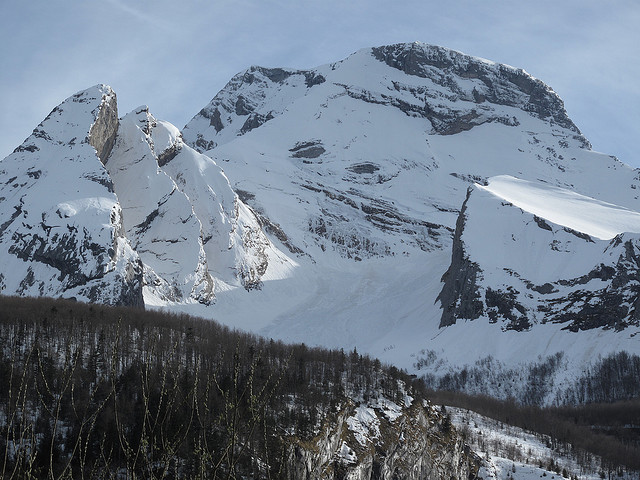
[0,83,143,306]
[370,42,581,134]
[184,42,589,154]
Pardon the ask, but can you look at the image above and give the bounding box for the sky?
[1,0,638,166]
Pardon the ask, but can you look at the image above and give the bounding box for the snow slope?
[480,175,640,240]
[105,105,298,304]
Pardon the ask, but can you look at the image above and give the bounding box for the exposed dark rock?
[13,144,39,153]
[485,287,531,331]
[437,187,485,327]
[436,110,481,135]
[32,128,52,141]
[472,88,486,103]
[436,187,484,327]
[530,282,556,294]
[347,163,380,174]
[534,215,553,231]
[338,83,515,136]
[299,184,360,212]
[549,241,640,331]
[449,172,488,185]
[361,203,388,216]
[208,107,224,132]
[9,231,101,288]
[290,140,322,152]
[0,204,23,237]
[321,188,359,209]
[292,146,326,159]
[17,267,36,295]
[235,95,254,116]
[244,66,293,84]
[7,224,143,308]
[240,111,274,134]
[157,143,182,167]
[304,71,326,87]
[235,189,255,203]
[290,140,326,159]
[135,208,161,235]
[88,90,119,165]
[562,227,594,243]
[194,134,216,152]
[556,263,617,287]
[82,172,114,192]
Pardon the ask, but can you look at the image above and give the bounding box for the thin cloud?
[103,0,174,32]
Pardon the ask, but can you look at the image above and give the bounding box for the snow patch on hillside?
[449,407,640,480]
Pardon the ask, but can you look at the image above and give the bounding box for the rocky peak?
[371,42,583,137]
[0,84,143,306]
[118,106,183,167]
[182,65,326,152]
[13,84,119,158]
[105,106,216,305]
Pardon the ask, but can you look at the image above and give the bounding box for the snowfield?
[480,175,640,240]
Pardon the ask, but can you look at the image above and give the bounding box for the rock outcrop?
[286,400,480,480]
[88,87,119,165]
[371,42,584,137]
[437,187,484,328]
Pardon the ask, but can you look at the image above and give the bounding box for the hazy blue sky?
[1,1,638,166]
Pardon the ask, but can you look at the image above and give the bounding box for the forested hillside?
[0,296,474,479]
[429,390,640,472]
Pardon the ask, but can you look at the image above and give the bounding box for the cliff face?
[371,42,583,136]
[286,400,479,480]
[436,179,640,333]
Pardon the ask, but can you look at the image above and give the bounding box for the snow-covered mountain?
[0,85,296,308]
[3,42,640,404]
[0,85,144,306]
